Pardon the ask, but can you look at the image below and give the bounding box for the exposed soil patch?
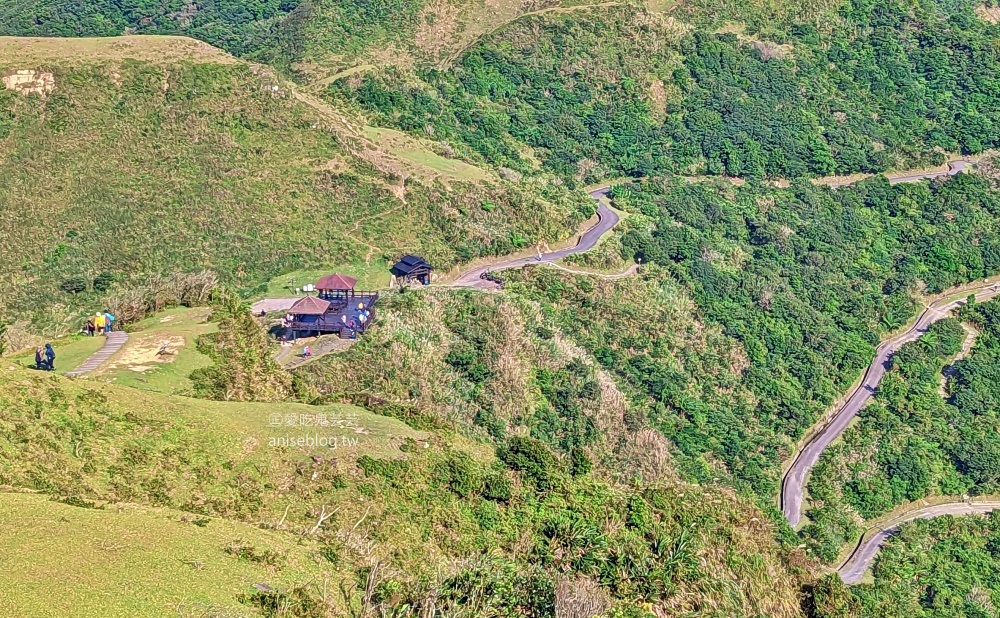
[939,324,978,396]
[107,335,186,373]
[648,79,669,120]
[977,4,1000,23]
[414,0,463,58]
[3,69,55,96]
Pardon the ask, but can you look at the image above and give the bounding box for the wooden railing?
[288,292,379,336]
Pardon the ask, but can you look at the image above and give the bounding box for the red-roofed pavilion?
[288,296,331,315]
[316,274,357,297]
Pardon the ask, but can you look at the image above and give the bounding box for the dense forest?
[0,0,457,71]
[604,175,1000,496]
[330,0,1000,182]
[0,0,297,57]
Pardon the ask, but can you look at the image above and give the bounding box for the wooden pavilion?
[391,254,433,286]
[316,274,358,299]
[287,273,378,337]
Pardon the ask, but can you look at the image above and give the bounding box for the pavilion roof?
[315,273,357,290]
[289,296,331,315]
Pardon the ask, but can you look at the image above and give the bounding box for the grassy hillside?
[4,0,1000,611]
[0,0,588,81]
[0,493,325,618]
[328,0,1000,182]
[0,37,588,334]
[0,358,817,616]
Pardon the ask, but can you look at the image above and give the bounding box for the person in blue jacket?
[44,343,55,371]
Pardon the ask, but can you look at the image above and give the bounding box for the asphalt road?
[252,187,621,310]
[826,159,975,188]
[451,187,619,287]
[781,283,1000,528]
[839,501,1000,583]
[888,159,974,185]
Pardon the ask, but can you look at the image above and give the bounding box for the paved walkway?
[251,297,299,314]
[65,331,129,377]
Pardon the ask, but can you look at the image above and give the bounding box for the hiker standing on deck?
[93,312,106,336]
[104,311,115,333]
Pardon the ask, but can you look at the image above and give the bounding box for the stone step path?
[65,331,129,377]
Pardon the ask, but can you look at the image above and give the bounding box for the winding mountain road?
[251,187,621,313]
[887,159,975,185]
[839,501,1000,584]
[451,187,619,287]
[255,159,976,308]
[245,160,987,581]
[780,159,982,529]
[781,282,1000,530]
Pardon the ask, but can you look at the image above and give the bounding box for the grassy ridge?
[0,493,321,618]
[0,40,587,334]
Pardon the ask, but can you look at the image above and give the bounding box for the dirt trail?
[547,261,639,279]
[939,323,977,396]
[819,159,976,188]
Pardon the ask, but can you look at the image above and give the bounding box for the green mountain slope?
[0,36,587,330]
[0,360,814,616]
[327,0,1000,183]
[3,0,1000,613]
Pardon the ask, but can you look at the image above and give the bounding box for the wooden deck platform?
[288,292,378,336]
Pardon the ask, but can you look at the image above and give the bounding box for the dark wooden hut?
[391,255,433,286]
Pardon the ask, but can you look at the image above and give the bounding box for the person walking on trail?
[93,312,106,335]
[302,345,311,358]
[44,343,55,371]
[103,311,115,333]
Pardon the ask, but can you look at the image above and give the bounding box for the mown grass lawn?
[88,306,217,395]
[259,262,392,299]
[9,334,105,374]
